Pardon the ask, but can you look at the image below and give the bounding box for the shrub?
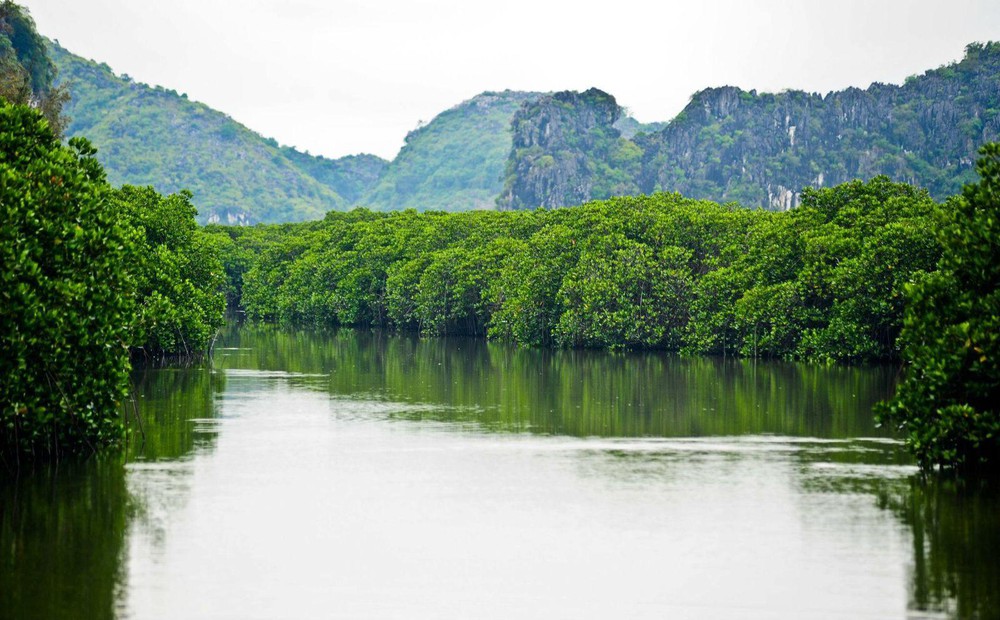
[878,144,1000,472]
[0,102,133,463]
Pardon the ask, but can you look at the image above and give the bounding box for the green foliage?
[227,181,939,364]
[386,255,432,330]
[486,223,579,345]
[556,235,691,349]
[1,100,227,462]
[0,102,132,461]
[879,144,1000,472]
[413,247,480,334]
[113,186,226,358]
[201,225,254,308]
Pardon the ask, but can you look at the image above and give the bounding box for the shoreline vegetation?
[213,179,939,363]
[1,101,224,468]
[0,1,996,472]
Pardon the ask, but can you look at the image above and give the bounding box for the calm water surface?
[2,325,998,619]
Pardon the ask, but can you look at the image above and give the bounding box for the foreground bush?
[0,102,132,463]
[879,144,1000,472]
[1,101,227,464]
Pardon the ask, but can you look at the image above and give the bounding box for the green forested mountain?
[502,43,1000,210]
[48,34,1000,220]
[636,41,1000,209]
[49,41,386,224]
[50,34,536,219]
[279,148,386,206]
[362,91,539,211]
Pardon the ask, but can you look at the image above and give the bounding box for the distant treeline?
[207,177,940,363]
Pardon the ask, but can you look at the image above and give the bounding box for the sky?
[20,0,1000,161]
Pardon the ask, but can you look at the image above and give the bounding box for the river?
[2,324,997,619]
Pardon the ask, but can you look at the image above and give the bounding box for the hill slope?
[50,41,385,224]
[361,91,540,211]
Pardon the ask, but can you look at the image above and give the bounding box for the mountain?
[50,36,537,219]
[635,42,1000,210]
[497,88,642,210]
[502,42,1000,210]
[361,90,540,211]
[280,148,386,206]
[49,41,386,224]
[1,3,67,134]
[612,116,668,140]
[48,34,1000,220]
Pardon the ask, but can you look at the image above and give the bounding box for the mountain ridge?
[50,39,386,224]
[49,38,1000,221]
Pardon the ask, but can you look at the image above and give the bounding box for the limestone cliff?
[501,42,1000,211]
[496,88,641,210]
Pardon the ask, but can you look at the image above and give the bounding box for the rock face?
[501,42,1000,210]
[497,88,640,210]
[634,55,997,210]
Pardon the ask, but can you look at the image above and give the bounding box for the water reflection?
[0,366,226,620]
[211,324,998,618]
[126,367,226,461]
[0,458,128,620]
[123,365,225,584]
[879,478,1000,618]
[218,324,898,439]
[2,325,998,619]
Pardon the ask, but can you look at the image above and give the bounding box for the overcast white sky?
[20,0,1000,160]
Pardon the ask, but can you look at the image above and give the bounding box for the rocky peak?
[498,88,630,210]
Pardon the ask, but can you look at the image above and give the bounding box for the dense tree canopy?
[114,186,226,358]
[212,177,942,364]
